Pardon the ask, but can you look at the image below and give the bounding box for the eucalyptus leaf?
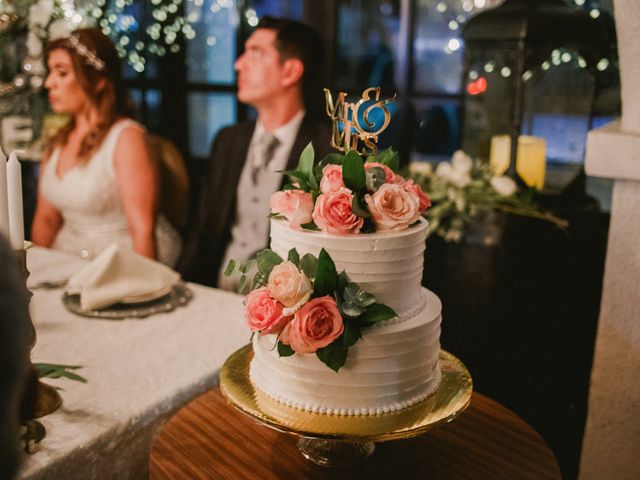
[277,341,295,357]
[341,301,365,318]
[223,259,236,277]
[316,340,348,372]
[366,166,386,191]
[313,248,338,297]
[342,150,366,193]
[252,270,269,289]
[288,248,300,265]
[299,253,318,279]
[239,259,254,274]
[256,249,283,276]
[238,275,248,295]
[343,283,376,307]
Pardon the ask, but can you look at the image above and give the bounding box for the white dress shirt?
[217,110,305,290]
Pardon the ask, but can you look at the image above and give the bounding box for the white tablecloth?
[19,247,248,480]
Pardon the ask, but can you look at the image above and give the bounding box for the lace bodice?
[40,119,181,266]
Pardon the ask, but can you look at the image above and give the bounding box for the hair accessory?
[66,34,106,72]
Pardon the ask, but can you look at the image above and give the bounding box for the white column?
[580,1,640,479]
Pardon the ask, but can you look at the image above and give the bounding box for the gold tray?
[220,344,472,443]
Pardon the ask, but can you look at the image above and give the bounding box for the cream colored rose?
[365,183,421,231]
[267,261,312,308]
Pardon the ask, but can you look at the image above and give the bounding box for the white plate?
[120,284,174,304]
[62,283,193,319]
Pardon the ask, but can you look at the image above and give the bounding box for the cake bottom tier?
[249,288,442,416]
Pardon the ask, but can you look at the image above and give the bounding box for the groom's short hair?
[257,16,325,117]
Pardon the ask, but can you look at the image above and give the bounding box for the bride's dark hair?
[45,27,135,163]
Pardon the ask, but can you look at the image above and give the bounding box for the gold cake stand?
[219,344,473,467]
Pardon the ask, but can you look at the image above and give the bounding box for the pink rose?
[312,188,364,234]
[280,296,344,354]
[269,190,314,228]
[403,179,431,212]
[243,288,290,334]
[365,162,397,184]
[267,261,312,310]
[365,183,421,231]
[320,164,345,194]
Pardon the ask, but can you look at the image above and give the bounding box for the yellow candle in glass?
[489,135,546,189]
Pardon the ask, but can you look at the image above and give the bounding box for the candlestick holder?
[15,242,62,420]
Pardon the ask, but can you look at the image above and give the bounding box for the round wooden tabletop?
[149,388,561,479]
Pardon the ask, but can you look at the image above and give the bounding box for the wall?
[580,1,640,478]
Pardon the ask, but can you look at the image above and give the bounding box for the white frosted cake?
[249,217,442,415]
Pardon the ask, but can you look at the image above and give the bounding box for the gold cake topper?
[324,87,397,156]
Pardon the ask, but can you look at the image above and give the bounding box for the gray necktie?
[252,133,280,184]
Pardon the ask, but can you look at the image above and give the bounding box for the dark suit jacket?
[178,114,334,287]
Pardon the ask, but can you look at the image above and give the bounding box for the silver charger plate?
[62,282,193,319]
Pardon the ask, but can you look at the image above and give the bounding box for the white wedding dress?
[40,119,182,267]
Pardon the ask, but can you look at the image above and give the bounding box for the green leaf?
[315,153,345,177]
[298,143,315,182]
[299,253,318,279]
[351,195,370,218]
[313,248,338,297]
[256,249,283,276]
[343,321,362,348]
[268,212,287,220]
[282,171,310,191]
[287,248,300,266]
[376,148,400,172]
[362,303,397,324]
[277,341,295,357]
[35,363,87,383]
[342,150,366,193]
[300,221,320,231]
[316,339,348,372]
[223,259,236,277]
[337,271,350,293]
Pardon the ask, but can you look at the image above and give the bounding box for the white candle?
[0,147,9,239]
[7,151,24,249]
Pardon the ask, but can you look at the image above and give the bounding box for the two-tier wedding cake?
[230,141,443,416]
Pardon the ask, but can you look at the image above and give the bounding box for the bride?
[32,28,181,266]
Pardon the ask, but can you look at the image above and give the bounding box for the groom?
[178,17,334,288]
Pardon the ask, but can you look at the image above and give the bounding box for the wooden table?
[149,389,561,480]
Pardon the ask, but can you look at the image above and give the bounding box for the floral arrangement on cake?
[411,150,568,242]
[225,247,396,372]
[269,143,431,234]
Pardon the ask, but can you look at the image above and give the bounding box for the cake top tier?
[269,144,431,235]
